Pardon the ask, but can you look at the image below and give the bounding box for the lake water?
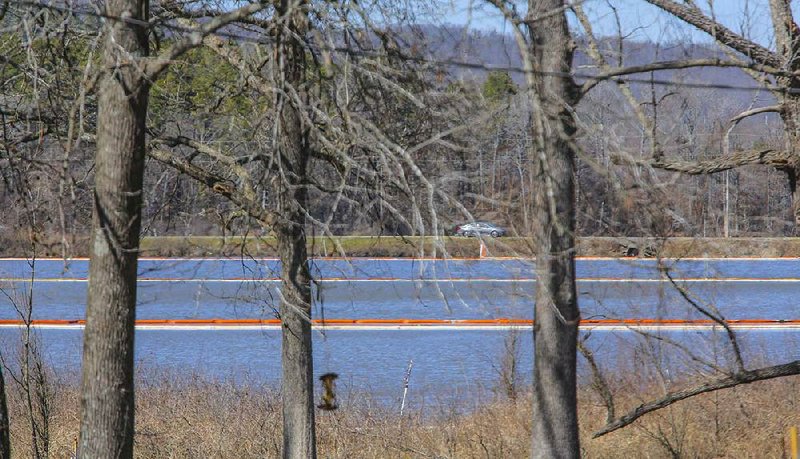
[0,257,798,403]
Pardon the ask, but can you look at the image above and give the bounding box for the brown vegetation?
[3,370,799,458]
[6,235,800,259]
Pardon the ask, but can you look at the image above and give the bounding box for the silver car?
[454,221,506,237]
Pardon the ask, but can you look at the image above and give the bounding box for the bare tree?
[485,0,582,456]
[559,0,800,441]
[148,2,489,453]
[524,2,581,456]
[77,0,152,453]
[0,362,8,459]
[271,1,316,456]
[78,1,268,455]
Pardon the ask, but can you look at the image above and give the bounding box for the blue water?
[1,258,798,321]
[1,257,799,399]
[3,257,800,280]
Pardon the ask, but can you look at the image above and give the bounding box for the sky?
[434,0,798,48]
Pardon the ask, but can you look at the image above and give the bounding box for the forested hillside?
[0,10,789,258]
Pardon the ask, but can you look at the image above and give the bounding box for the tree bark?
[78,0,149,456]
[770,0,800,227]
[273,1,316,457]
[276,196,315,459]
[777,90,800,227]
[0,362,9,458]
[644,0,780,68]
[619,149,792,174]
[527,1,581,457]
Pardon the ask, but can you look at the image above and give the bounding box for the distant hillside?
[409,25,774,109]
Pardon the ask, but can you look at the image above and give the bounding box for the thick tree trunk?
[780,95,800,228]
[276,207,315,458]
[274,1,316,457]
[0,363,9,458]
[527,1,581,457]
[788,168,800,229]
[78,0,149,456]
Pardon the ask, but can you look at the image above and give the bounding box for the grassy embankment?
[11,234,800,257]
[7,370,800,457]
[136,235,800,257]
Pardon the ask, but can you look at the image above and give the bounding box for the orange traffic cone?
[479,240,488,258]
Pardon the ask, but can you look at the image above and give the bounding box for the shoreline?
[5,235,800,258]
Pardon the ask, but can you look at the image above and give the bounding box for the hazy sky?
[437,0,794,47]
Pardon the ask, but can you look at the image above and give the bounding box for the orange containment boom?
[0,318,799,330]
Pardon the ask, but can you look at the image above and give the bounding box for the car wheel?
[490,230,499,238]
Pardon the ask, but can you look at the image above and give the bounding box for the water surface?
[1,257,798,399]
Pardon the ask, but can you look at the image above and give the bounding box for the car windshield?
[461,221,501,228]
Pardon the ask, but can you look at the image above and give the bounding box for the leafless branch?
[147,148,274,227]
[662,269,745,372]
[613,148,793,175]
[593,360,800,437]
[580,59,784,95]
[145,1,270,80]
[577,337,615,423]
[729,105,781,125]
[644,0,780,68]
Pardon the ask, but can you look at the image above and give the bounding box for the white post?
[724,170,730,238]
[400,359,414,416]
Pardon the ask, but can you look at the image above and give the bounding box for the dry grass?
[9,234,800,258]
[5,369,800,458]
[136,235,800,258]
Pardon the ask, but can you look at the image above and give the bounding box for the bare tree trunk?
[778,97,800,228]
[78,0,149,456]
[527,1,581,457]
[0,362,9,458]
[276,201,315,458]
[788,167,800,229]
[273,1,316,457]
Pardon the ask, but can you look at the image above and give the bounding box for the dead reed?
[3,367,799,458]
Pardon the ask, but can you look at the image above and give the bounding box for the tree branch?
[147,148,274,226]
[663,268,745,372]
[614,148,793,174]
[580,59,785,94]
[574,3,657,155]
[644,0,781,68]
[578,338,615,424]
[592,360,800,438]
[729,105,781,125]
[145,1,270,80]
[151,135,258,202]
[768,0,800,67]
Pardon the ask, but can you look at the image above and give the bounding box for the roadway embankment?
[132,235,800,258]
[6,235,800,258]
